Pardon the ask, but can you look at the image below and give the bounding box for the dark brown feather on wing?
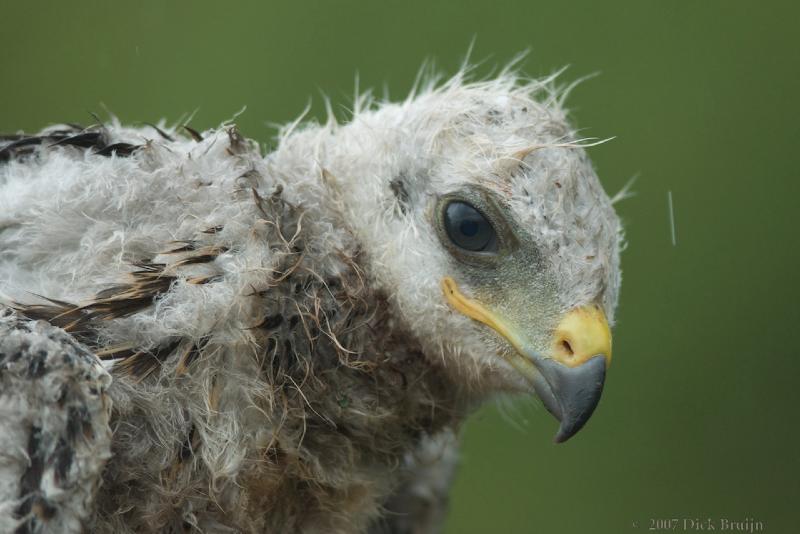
[10,231,226,380]
[0,124,142,162]
[12,262,176,345]
[114,338,183,380]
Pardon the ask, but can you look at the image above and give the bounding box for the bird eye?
[443,201,498,253]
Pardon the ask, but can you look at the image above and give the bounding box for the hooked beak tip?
[531,354,607,443]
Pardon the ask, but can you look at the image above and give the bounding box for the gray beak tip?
[532,354,607,444]
[553,430,571,444]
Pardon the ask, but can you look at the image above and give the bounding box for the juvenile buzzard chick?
[0,70,622,533]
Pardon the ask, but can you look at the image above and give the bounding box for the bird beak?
[441,277,612,443]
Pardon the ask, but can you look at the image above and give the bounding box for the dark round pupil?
[444,201,497,252]
[460,220,479,237]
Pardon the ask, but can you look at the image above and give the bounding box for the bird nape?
[0,68,622,534]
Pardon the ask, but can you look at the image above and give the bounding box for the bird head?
[291,71,622,442]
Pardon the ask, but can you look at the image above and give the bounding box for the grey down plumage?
[0,69,623,533]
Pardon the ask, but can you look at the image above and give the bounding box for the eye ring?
[443,201,499,253]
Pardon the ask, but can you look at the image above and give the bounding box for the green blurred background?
[2,1,798,532]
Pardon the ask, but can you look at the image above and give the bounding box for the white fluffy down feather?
[0,69,622,533]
